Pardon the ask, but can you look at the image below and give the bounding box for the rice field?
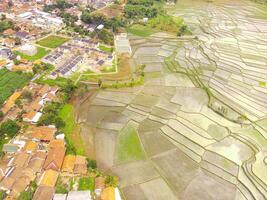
[77,0,267,199]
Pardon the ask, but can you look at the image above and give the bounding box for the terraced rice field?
[78,0,267,199]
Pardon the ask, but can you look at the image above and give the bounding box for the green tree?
[0,111,3,121]
[105,175,118,187]
[86,158,97,170]
[21,90,32,101]
[0,119,20,138]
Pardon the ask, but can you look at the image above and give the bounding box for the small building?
[3,38,16,48]
[73,155,87,175]
[25,125,56,143]
[15,31,30,40]
[67,191,92,200]
[0,48,13,59]
[53,193,67,200]
[101,187,122,200]
[2,29,16,37]
[61,155,75,174]
[33,186,55,200]
[24,141,38,153]
[19,44,37,56]
[94,177,105,197]
[28,151,47,173]
[12,152,30,168]
[43,145,66,171]
[2,144,20,154]
[39,169,59,187]
[1,91,22,115]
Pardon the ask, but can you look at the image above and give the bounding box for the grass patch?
[14,47,50,62]
[59,104,86,155]
[127,24,156,37]
[116,121,146,163]
[99,44,113,53]
[127,15,190,37]
[59,104,76,136]
[36,75,69,87]
[259,81,266,87]
[36,35,69,48]
[56,177,68,194]
[78,177,95,191]
[0,68,32,105]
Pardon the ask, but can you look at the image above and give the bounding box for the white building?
[19,44,37,56]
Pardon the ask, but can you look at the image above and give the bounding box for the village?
[0,81,122,200]
[0,0,131,199]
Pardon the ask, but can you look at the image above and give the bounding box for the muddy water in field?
[77,0,267,199]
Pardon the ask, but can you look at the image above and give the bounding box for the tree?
[61,80,76,101]
[1,14,6,21]
[54,117,65,129]
[0,111,3,121]
[105,17,125,33]
[105,175,118,187]
[15,99,22,108]
[22,90,32,101]
[97,29,114,45]
[0,119,20,138]
[15,37,21,45]
[86,158,97,170]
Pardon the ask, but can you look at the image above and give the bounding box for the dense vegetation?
[124,0,164,19]
[43,0,73,12]
[0,14,14,33]
[0,120,20,154]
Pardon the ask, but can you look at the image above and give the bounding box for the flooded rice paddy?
[77,0,267,199]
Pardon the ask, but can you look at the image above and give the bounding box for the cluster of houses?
[16,9,63,30]
[42,37,114,78]
[0,82,122,200]
[0,123,89,200]
[1,83,58,123]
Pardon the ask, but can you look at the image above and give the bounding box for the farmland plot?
[77,0,267,199]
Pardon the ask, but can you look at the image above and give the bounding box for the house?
[73,155,87,175]
[101,187,122,200]
[1,91,22,115]
[53,194,67,200]
[23,110,42,124]
[61,155,75,174]
[10,176,31,198]
[3,38,16,48]
[15,31,30,40]
[94,177,105,197]
[12,152,30,167]
[0,48,13,59]
[39,169,59,187]
[2,144,20,154]
[33,186,55,200]
[0,159,9,181]
[0,177,15,191]
[28,151,47,173]
[67,191,92,200]
[25,125,56,143]
[3,29,16,37]
[43,145,66,171]
[24,141,38,153]
[48,140,65,149]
